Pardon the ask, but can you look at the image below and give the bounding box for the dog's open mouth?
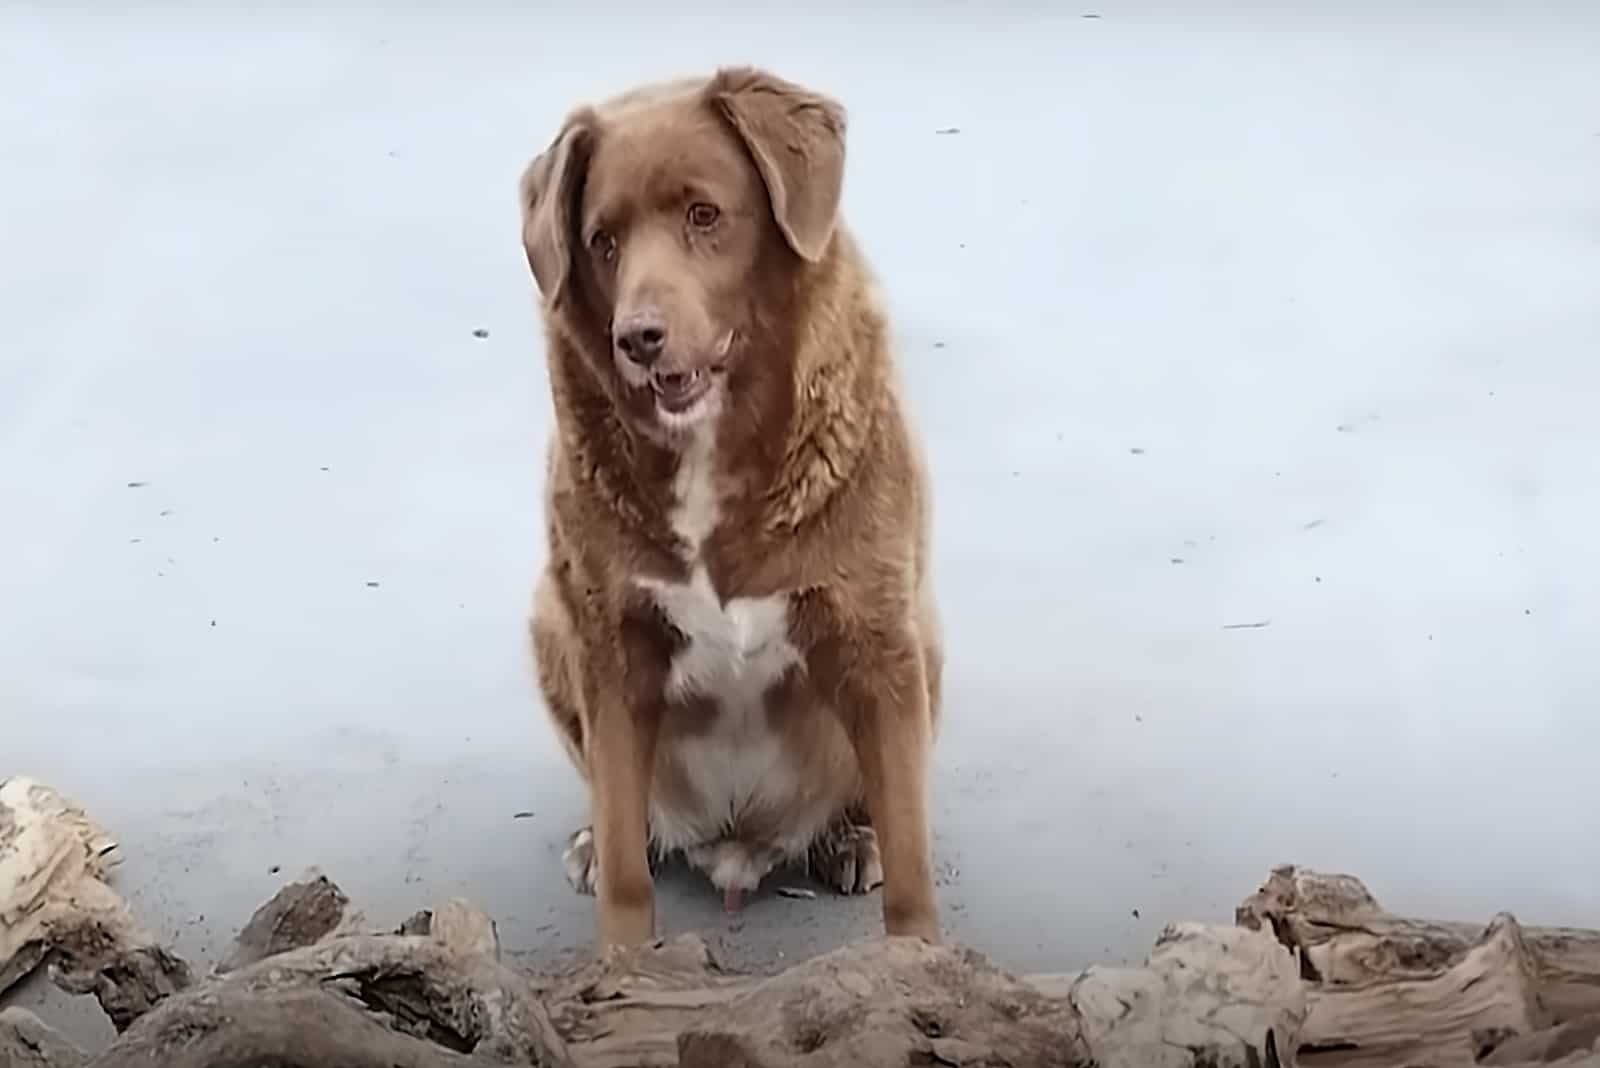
[651,365,722,414]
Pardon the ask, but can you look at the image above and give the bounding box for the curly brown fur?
[519,67,942,949]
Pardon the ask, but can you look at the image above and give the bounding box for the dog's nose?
[614,313,667,366]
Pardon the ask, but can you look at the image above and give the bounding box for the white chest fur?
[632,429,805,852]
[636,430,800,705]
[640,569,800,703]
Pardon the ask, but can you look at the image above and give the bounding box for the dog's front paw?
[563,826,599,895]
[815,824,884,896]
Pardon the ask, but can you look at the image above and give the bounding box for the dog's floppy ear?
[519,110,595,305]
[709,68,846,263]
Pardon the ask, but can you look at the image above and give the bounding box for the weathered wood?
[1238,866,1600,1067]
[50,943,193,1033]
[1065,921,1303,1068]
[538,935,748,1068]
[428,898,503,963]
[74,927,574,1067]
[89,987,522,1068]
[0,778,132,998]
[8,781,1600,1068]
[1481,1014,1600,1066]
[676,936,1091,1067]
[217,871,354,973]
[1238,864,1600,1023]
[0,1007,89,1068]
[1296,913,1548,1066]
[13,864,1588,1068]
[536,923,1300,1067]
[5,901,1301,1067]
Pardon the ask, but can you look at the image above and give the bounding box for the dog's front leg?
[585,621,665,950]
[821,626,941,943]
[587,690,658,949]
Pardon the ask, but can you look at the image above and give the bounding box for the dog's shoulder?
[703,227,929,609]
[766,226,923,533]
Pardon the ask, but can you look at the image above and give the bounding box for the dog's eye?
[687,202,720,230]
[588,230,616,262]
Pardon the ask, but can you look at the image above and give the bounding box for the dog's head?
[520,69,846,442]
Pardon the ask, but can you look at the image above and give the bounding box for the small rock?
[776,886,817,900]
[472,328,490,339]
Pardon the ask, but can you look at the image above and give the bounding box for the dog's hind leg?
[808,808,884,897]
[561,826,599,895]
[532,573,615,899]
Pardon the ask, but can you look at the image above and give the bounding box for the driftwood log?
[3,778,1598,1066]
[1239,865,1600,1066]
[538,919,1301,1067]
[0,877,1300,1067]
[0,779,134,999]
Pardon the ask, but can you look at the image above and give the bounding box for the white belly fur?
[633,428,820,861]
[636,569,803,851]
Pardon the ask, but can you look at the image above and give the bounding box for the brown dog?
[519,68,942,950]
